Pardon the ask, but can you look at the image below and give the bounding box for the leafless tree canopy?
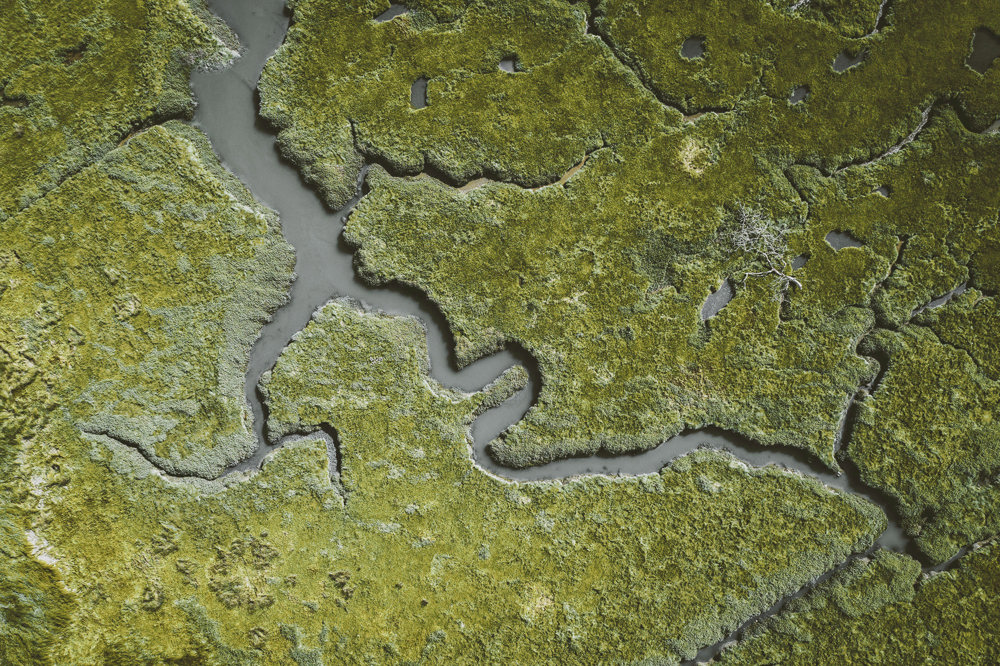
[728,206,802,299]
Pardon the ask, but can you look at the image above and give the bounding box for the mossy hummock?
[0,0,237,219]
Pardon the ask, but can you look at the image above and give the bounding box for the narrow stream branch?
[177,1,936,659]
[186,0,915,542]
[191,0,541,482]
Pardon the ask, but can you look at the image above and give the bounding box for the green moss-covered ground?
[1,121,294,478]
[0,0,237,219]
[6,290,882,663]
[262,0,1000,475]
[3,0,1000,662]
[718,541,1000,664]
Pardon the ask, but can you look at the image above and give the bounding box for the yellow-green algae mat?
[1,1,999,665]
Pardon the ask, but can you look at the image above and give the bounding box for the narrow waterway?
[190,0,539,477]
[192,0,913,571]
[181,1,945,661]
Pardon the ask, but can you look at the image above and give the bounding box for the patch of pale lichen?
[719,541,1000,664]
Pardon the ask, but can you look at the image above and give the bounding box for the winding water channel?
[190,0,913,539]
[184,2,930,658]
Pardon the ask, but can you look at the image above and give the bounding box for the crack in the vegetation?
[686,536,980,664]
[81,425,345,500]
[58,42,90,65]
[789,0,891,39]
[781,165,812,221]
[884,234,910,283]
[870,233,911,329]
[902,310,996,381]
[861,0,892,39]
[0,81,29,108]
[583,2,733,119]
[0,98,191,223]
[909,281,968,319]
[832,102,933,174]
[4,110,174,221]
[686,546,872,664]
[348,117,611,192]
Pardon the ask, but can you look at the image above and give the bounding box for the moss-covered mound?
[261,0,1000,476]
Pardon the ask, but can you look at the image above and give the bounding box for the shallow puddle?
[788,85,809,104]
[968,27,1000,74]
[375,3,409,22]
[410,77,428,108]
[701,279,734,319]
[912,282,967,318]
[833,49,867,72]
[826,229,864,249]
[681,36,706,59]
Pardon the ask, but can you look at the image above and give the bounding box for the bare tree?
[728,206,802,299]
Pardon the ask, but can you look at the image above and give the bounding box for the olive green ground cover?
[0,121,294,478]
[2,0,999,662]
[718,541,1000,664]
[0,27,886,660]
[3,272,884,663]
[848,323,1000,563]
[0,116,289,661]
[0,0,237,219]
[261,0,1000,475]
[787,114,1000,563]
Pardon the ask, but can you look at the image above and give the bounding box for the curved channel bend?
[189,0,910,559]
